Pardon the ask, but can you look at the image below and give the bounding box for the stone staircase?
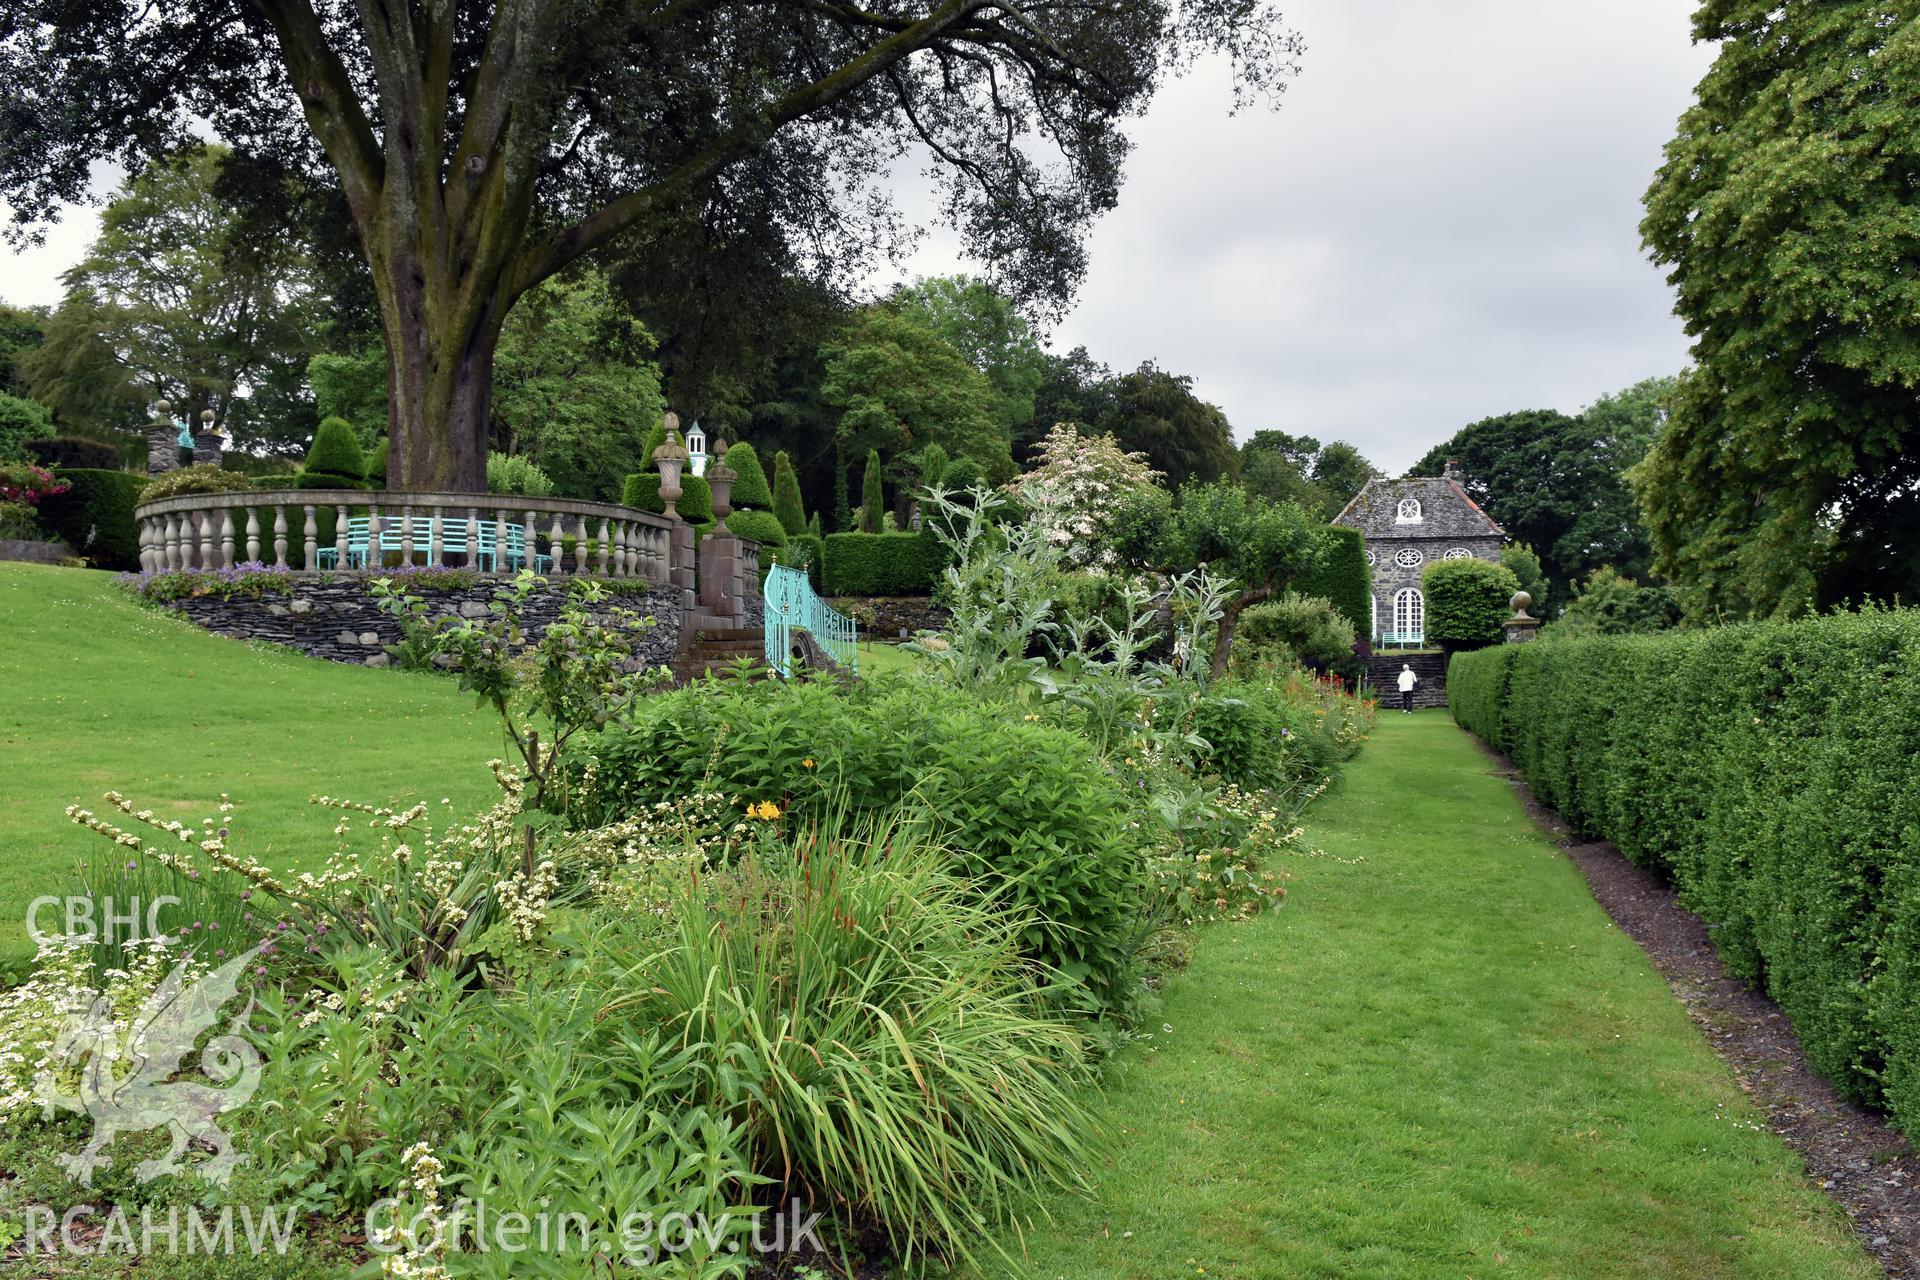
[671,625,765,683]
[1367,649,1450,709]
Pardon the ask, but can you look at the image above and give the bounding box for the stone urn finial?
[652,415,691,519]
[1510,590,1535,621]
[706,437,736,520]
[1504,590,1541,645]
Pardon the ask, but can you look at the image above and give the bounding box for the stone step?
[694,626,763,643]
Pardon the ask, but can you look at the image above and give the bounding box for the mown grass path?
[0,565,504,964]
[1013,712,1876,1279]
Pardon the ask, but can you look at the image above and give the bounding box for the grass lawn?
[0,564,506,964]
[856,638,921,677]
[1011,712,1877,1279]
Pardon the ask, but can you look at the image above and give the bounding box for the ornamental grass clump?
[601,820,1100,1270]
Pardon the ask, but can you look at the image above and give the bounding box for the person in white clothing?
[1396,664,1418,714]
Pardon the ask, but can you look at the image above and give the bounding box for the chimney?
[1443,459,1463,483]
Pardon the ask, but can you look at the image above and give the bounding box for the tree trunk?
[1210,586,1276,681]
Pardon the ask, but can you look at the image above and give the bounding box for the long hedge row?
[1449,613,1920,1135]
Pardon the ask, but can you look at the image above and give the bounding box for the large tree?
[32,146,323,452]
[1240,428,1377,517]
[1640,3,1920,616]
[1098,360,1238,489]
[890,274,1046,436]
[1,1,1301,492]
[1411,407,1651,597]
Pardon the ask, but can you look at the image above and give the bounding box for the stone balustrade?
[134,489,685,585]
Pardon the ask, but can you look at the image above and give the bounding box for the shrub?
[1550,567,1682,637]
[364,437,389,487]
[251,472,302,489]
[771,448,807,535]
[486,450,556,497]
[720,440,770,507]
[1192,677,1341,791]
[777,532,826,589]
[823,529,947,595]
[1239,591,1359,673]
[571,675,1148,1004]
[607,829,1097,1267]
[860,446,884,531]
[137,463,255,502]
[0,460,67,505]
[1423,556,1520,649]
[35,469,143,568]
[25,436,124,470]
[620,471,712,522]
[1448,610,1920,1137]
[939,455,984,493]
[297,417,368,488]
[722,508,786,549]
[1293,525,1371,636]
[0,388,53,462]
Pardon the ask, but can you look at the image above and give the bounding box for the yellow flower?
[801,758,815,769]
[747,800,782,820]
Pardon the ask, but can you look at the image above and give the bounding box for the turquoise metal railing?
[763,564,858,677]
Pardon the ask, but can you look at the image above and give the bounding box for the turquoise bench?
[316,517,553,571]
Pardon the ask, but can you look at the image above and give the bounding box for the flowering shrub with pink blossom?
[0,460,69,506]
[1004,422,1163,573]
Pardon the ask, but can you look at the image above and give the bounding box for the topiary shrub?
[823,530,948,596]
[486,451,556,497]
[938,456,985,493]
[26,437,124,471]
[36,468,144,568]
[721,441,771,507]
[365,437,390,487]
[772,449,807,535]
[1423,557,1520,650]
[620,471,710,521]
[297,417,369,489]
[139,464,256,502]
[1293,525,1370,636]
[251,473,302,489]
[724,509,787,549]
[860,448,884,532]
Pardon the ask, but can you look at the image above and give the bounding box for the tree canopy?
[1,0,1301,491]
[1241,429,1378,517]
[1639,2,1920,616]
[890,275,1046,437]
[1099,361,1238,490]
[1411,406,1651,599]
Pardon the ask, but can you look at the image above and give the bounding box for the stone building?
[1332,461,1505,647]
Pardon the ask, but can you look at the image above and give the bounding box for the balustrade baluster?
[612,523,627,577]
[429,510,443,567]
[219,510,235,569]
[550,516,566,574]
[272,507,287,567]
[573,517,588,574]
[493,509,508,574]
[334,505,349,570]
[597,519,610,574]
[198,511,215,570]
[246,509,261,563]
[400,506,415,567]
[302,506,318,569]
[523,511,536,573]
[368,506,383,571]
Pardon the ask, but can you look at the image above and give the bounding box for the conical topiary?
[860,448,884,533]
[832,445,852,531]
[723,441,772,508]
[918,443,949,492]
[640,422,667,471]
[298,416,368,489]
[808,510,823,539]
[772,450,807,536]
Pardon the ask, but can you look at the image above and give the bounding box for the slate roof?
[1332,468,1505,540]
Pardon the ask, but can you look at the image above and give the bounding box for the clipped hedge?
[1293,525,1370,636]
[36,468,143,569]
[1449,613,1920,1134]
[1423,557,1519,649]
[823,530,947,596]
[299,416,367,488]
[621,471,712,523]
[775,532,826,590]
[26,437,124,471]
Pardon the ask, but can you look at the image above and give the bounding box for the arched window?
[1394,547,1423,569]
[1393,587,1424,644]
[1396,498,1423,523]
[1444,547,1471,560]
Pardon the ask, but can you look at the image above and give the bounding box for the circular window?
[1443,548,1470,560]
[1394,547,1424,569]
[1366,549,1377,566]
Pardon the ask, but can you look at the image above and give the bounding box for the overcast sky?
[2,1,1712,475]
